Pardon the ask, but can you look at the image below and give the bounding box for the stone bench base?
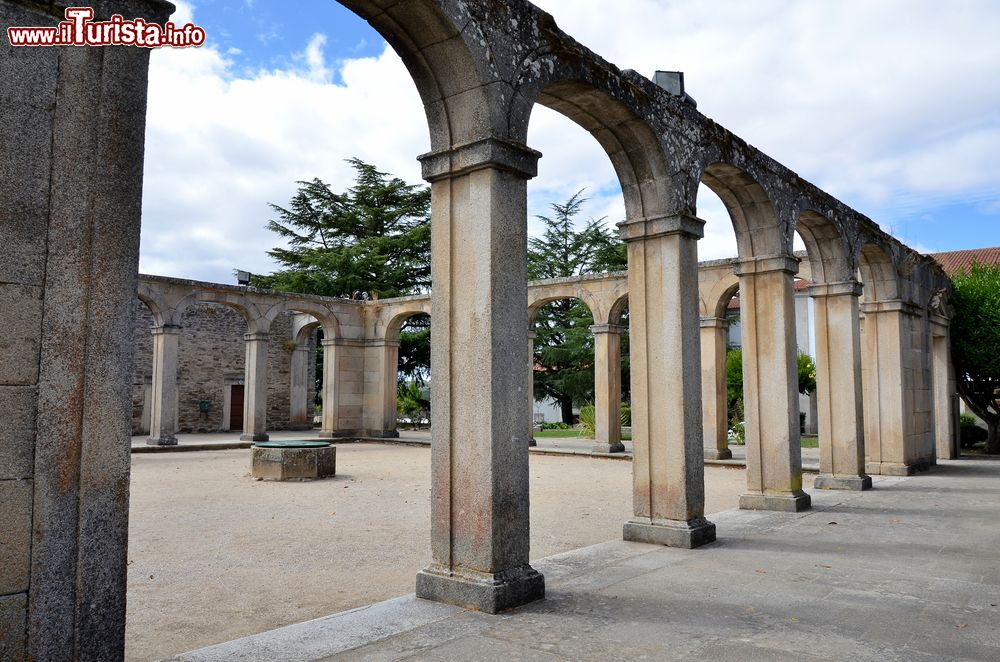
[252,444,336,481]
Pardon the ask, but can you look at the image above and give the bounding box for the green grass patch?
[534,429,583,438]
[800,435,819,448]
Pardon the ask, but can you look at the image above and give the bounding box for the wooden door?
[230,384,244,431]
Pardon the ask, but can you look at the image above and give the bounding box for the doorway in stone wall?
[229,384,244,432]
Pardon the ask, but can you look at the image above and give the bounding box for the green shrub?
[541,421,570,430]
[960,413,988,449]
[578,404,596,439]
[620,402,631,426]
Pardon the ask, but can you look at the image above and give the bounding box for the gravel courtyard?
[126,443,751,661]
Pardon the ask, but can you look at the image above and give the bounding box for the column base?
[623,517,716,549]
[528,437,537,447]
[146,435,177,446]
[364,430,400,439]
[240,433,269,442]
[319,430,354,439]
[415,564,544,614]
[592,442,625,453]
[866,461,916,476]
[739,491,811,512]
[704,448,733,460]
[814,474,872,491]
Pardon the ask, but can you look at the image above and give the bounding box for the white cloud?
[142,0,1000,282]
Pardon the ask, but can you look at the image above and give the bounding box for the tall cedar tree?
[950,261,1000,453]
[528,191,628,423]
[252,159,432,384]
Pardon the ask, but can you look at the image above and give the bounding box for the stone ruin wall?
[132,302,317,434]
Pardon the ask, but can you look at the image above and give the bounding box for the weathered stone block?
[814,474,872,491]
[0,284,43,385]
[623,517,716,549]
[739,491,811,512]
[251,444,336,481]
[415,564,544,614]
[0,593,27,660]
[0,386,35,480]
[0,479,32,595]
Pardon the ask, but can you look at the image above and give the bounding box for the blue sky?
[139,1,1000,283]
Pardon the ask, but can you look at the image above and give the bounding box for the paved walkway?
[132,430,821,469]
[169,457,1000,661]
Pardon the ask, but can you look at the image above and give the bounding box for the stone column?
[700,316,731,460]
[810,282,871,490]
[288,346,311,430]
[861,301,919,475]
[620,214,715,548]
[736,256,811,512]
[591,324,624,453]
[527,330,537,446]
[241,332,269,442]
[319,338,341,438]
[1,1,174,657]
[932,330,957,460]
[414,138,545,613]
[367,340,400,438]
[147,324,181,445]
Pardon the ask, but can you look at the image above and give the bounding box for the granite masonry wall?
[132,302,317,435]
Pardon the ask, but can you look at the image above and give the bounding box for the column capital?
[589,323,624,335]
[151,324,181,336]
[699,316,729,329]
[244,332,270,342]
[807,280,863,299]
[860,299,921,316]
[734,254,800,277]
[618,214,705,243]
[418,138,542,182]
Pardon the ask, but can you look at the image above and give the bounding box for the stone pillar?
[527,330,537,446]
[146,324,180,445]
[0,1,174,657]
[620,214,715,548]
[861,301,919,475]
[414,138,545,613]
[319,338,341,438]
[736,256,810,512]
[700,317,731,460]
[809,282,871,491]
[288,346,311,430]
[932,331,958,460]
[367,340,400,438]
[241,332,270,442]
[591,324,624,453]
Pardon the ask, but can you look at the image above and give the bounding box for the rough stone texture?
[132,302,316,434]
[0,593,27,660]
[251,445,336,481]
[0,386,36,480]
[0,283,43,385]
[0,479,32,596]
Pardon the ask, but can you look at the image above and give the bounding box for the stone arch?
[136,283,168,327]
[526,79,675,221]
[383,303,432,343]
[794,208,855,283]
[528,291,600,326]
[859,243,901,302]
[174,291,264,333]
[337,1,498,149]
[608,292,630,326]
[264,300,341,340]
[696,161,785,258]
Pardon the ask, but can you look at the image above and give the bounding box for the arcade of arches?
[1,0,958,657]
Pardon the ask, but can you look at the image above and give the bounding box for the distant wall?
[132,302,316,435]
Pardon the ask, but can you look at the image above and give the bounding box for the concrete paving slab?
[171,457,1000,661]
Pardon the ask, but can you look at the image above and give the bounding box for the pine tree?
[528,191,628,423]
[252,159,432,384]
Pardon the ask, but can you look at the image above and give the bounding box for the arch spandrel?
[374,299,433,342]
[793,208,857,284]
[858,243,902,303]
[696,161,786,259]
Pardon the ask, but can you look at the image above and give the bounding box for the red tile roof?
[930,247,1000,276]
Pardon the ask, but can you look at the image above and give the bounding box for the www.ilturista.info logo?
[6,7,206,48]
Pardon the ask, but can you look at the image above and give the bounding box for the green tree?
[529,191,628,423]
[251,159,432,384]
[950,262,1000,453]
[725,348,817,425]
